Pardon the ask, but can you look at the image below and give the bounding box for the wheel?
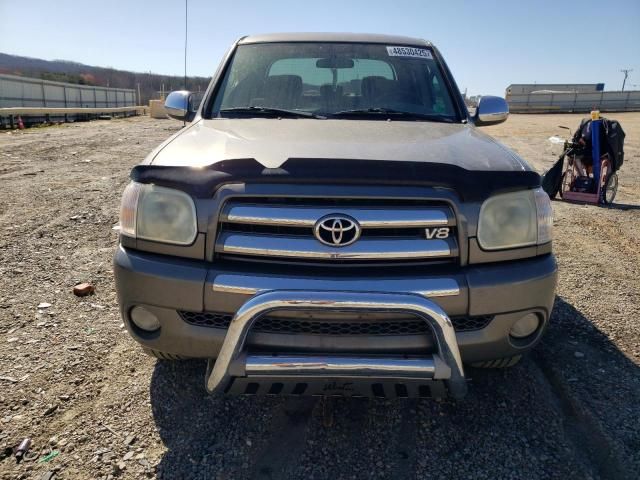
[559,171,569,199]
[142,347,189,360]
[470,355,522,369]
[601,172,618,205]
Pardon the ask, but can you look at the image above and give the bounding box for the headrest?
[261,75,303,107]
[361,76,392,100]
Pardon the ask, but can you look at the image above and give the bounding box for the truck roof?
[238,32,431,47]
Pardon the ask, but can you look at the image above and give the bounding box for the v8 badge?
[425,227,450,239]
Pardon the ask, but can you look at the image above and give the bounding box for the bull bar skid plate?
[204,290,467,399]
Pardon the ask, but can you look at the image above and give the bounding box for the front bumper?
[114,246,557,366]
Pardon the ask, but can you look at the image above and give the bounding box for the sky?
[1,0,639,96]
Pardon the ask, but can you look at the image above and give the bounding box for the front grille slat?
[215,197,459,265]
[222,204,454,228]
[217,232,454,260]
[179,311,493,334]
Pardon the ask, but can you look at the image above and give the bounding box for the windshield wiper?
[331,108,455,122]
[219,106,325,119]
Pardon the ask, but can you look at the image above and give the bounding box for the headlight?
[478,187,552,250]
[119,182,197,245]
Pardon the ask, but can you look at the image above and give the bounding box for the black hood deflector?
[131,158,540,201]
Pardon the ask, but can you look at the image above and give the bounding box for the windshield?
[210,42,459,121]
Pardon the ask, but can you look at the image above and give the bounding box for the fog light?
[130,306,160,332]
[510,313,540,338]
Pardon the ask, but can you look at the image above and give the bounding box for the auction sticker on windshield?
[386,46,433,59]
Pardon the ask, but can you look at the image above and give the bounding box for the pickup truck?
[114,33,557,399]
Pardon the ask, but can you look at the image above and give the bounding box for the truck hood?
[148,118,530,172]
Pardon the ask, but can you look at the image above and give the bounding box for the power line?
[620,68,632,92]
[183,0,188,127]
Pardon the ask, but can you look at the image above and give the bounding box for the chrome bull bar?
[205,290,467,399]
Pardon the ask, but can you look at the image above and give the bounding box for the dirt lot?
[0,113,638,480]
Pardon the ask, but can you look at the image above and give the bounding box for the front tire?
[142,347,189,360]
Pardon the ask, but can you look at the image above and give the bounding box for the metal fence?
[0,73,136,108]
[506,83,604,95]
[506,90,640,113]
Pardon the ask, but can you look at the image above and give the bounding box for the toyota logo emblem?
[314,214,361,247]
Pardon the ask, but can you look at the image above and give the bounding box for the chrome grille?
[215,197,458,264]
[179,311,493,334]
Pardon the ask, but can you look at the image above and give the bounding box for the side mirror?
[473,95,509,126]
[165,90,197,121]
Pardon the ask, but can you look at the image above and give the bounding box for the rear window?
[269,58,395,95]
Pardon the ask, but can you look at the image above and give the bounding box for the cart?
[546,113,620,205]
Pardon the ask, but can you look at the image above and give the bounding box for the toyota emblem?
[314,214,361,247]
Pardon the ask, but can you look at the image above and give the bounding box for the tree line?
[0,52,210,105]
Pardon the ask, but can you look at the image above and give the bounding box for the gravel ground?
[0,114,638,480]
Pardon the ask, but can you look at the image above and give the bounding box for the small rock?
[43,404,58,416]
[37,302,52,309]
[574,351,585,358]
[124,435,136,446]
[123,451,134,461]
[113,461,126,473]
[73,283,95,297]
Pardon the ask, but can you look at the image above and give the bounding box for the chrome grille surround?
[215,197,458,263]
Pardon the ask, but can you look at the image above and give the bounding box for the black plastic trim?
[131,159,540,202]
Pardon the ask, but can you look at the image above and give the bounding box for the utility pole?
[184,0,188,91]
[620,69,632,92]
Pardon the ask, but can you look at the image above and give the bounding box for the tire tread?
[471,355,522,369]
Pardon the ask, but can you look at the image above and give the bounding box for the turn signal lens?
[534,187,553,244]
[119,182,143,237]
